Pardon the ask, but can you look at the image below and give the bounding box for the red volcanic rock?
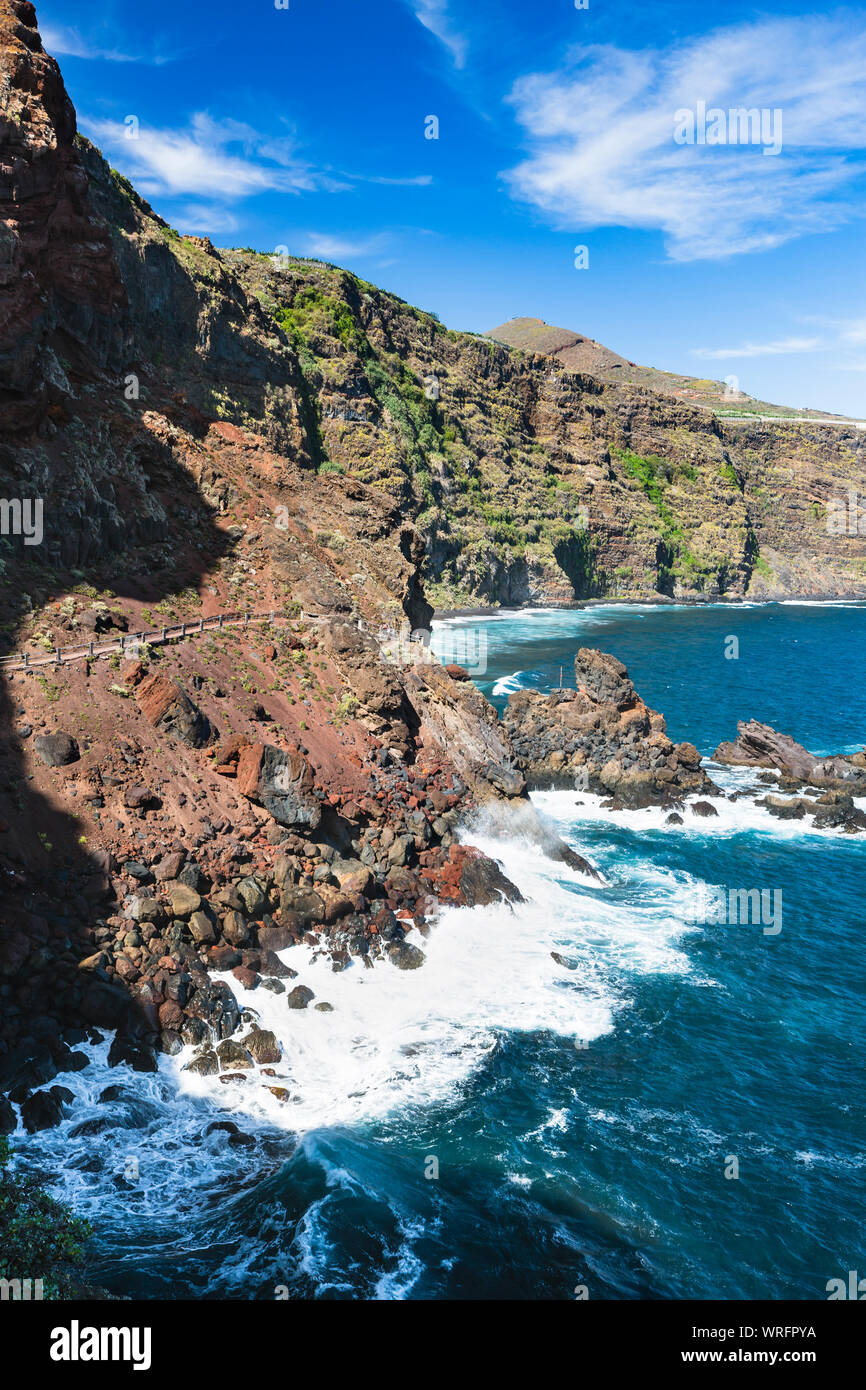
[235,742,265,799]
[158,1000,183,1030]
[0,0,129,430]
[215,733,251,776]
[232,966,260,990]
[135,674,214,747]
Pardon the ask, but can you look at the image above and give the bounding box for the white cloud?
[504,16,866,260]
[41,22,174,65]
[175,204,241,236]
[693,337,822,359]
[300,232,389,260]
[408,1,468,69]
[345,172,433,187]
[82,112,343,201]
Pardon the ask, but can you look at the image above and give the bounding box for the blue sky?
[40,0,866,415]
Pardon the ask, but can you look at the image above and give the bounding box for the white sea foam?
[492,670,529,696]
[534,778,865,842]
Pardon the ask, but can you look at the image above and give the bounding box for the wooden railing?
[0,610,285,673]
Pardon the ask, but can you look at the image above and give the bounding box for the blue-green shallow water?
[12,602,866,1300]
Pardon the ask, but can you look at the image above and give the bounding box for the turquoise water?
[13,602,866,1300]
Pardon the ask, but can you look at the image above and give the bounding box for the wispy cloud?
[407,1,468,69]
[693,337,822,359]
[42,21,172,65]
[82,112,345,201]
[693,313,866,365]
[504,16,866,261]
[175,204,241,236]
[343,172,434,187]
[300,232,390,261]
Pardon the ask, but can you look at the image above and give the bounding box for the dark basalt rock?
[97,1084,127,1103]
[21,1088,66,1132]
[241,1028,280,1064]
[459,854,524,907]
[690,801,719,818]
[260,977,286,995]
[714,720,866,788]
[387,941,426,970]
[812,798,866,833]
[216,1039,254,1070]
[287,985,315,1009]
[33,732,80,766]
[759,795,810,820]
[504,648,714,804]
[184,1050,219,1076]
[107,1034,158,1072]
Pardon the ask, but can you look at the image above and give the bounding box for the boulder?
[241,1029,281,1064]
[457,848,523,906]
[21,1089,66,1133]
[714,720,866,787]
[279,887,324,927]
[163,880,202,918]
[188,909,216,944]
[33,732,79,767]
[183,1050,218,1076]
[216,1039,254,1070]
[287,985,315,1009]
[387,941,426,970]
[257,924,294,953]
[236,744,321,830]
[237,876,268,916]
[135,674,214,747]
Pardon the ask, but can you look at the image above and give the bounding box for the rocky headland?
[503,648,710,807]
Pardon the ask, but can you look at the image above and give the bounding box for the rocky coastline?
[0,0,864,1158]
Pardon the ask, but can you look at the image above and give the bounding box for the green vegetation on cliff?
[79,144,866,607]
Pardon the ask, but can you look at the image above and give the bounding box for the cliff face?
[0,1,128,432]
[216,254,866,607]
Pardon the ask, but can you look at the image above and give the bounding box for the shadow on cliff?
[0,439,236,1109]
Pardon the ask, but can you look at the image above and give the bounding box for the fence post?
[218,615,223,630]
[24,652,29,669]
[180,623,187,638]
[54,648,61,666]
[161,627,167,642]
[199,618,204,632]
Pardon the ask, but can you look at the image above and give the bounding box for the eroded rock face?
[714,720,866,787]
[0,0,129,431]
[504,647,712,805]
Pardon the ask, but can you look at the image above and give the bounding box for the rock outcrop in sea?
[504,648,711,806]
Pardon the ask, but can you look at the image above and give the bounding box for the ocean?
[10,601,866,1300]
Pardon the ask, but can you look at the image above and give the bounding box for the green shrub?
[0,1137,92,1299]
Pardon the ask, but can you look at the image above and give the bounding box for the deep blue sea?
[12,602,866,1300]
